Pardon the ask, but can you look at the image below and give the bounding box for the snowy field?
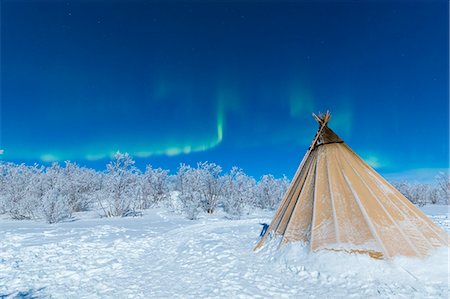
[1,206,449,298]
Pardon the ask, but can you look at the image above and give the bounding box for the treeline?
[392,175,449,207]
[0,152,289,223]
[0,152,448,224]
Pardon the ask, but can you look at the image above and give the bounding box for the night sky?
[1,1,448,180]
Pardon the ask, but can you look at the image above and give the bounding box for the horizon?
[0,150,447,186]
[1,0,448,182]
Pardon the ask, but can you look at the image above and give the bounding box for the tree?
[100,152,140,217]
[2,163,43,220]
[176,164,202,220]
[140,165,170,209]
[39,163,72,223]
[0,162,7,214]
[436,172,449,204]
[391,181,440,206]
[254,175,289,210]
[221,167,256,218]
[197,162,223,214]
[63,161,100,212]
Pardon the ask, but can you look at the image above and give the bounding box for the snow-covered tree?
[254,174,289,210]
[391,181,441,206]
[197,162,223,214]
[392,181,413,202]
[436,172,449,204]
[221,167,256,218]
[100,152,140,217]
[176,164,202,220]
[63,161,100,212]
[0,162,7,214]
[40,162,102,223]
[2,163,43,220]
[140,165,170,209]
[39,163,72,224]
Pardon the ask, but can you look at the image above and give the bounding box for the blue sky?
[1,0,448,180]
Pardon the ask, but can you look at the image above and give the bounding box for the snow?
[420,204,449,217]
[0,206,449,298]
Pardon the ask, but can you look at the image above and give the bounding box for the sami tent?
[254,112,448,259]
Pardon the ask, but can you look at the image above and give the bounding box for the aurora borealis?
[1,1,448,179]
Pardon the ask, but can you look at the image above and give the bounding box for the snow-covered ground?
[1,205,449,298]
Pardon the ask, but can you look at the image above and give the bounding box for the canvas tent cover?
[255,112,448,259]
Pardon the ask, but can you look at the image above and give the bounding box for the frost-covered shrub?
[38,163,72,223]
[391,181,443,206]
[175,162,224,218]
[140,165,170,209]
[176,164,202,220]
[2,163,43,220]
[63,162,100,212]
[436,172,449,204]
[254,174,289,210]
[196,162,223,214]
[221,167,256,218]
[41,189,71,224]
[41,162,102,223]
[100,152,140,217]
[0,162,7,214]
[392,181,414,203]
